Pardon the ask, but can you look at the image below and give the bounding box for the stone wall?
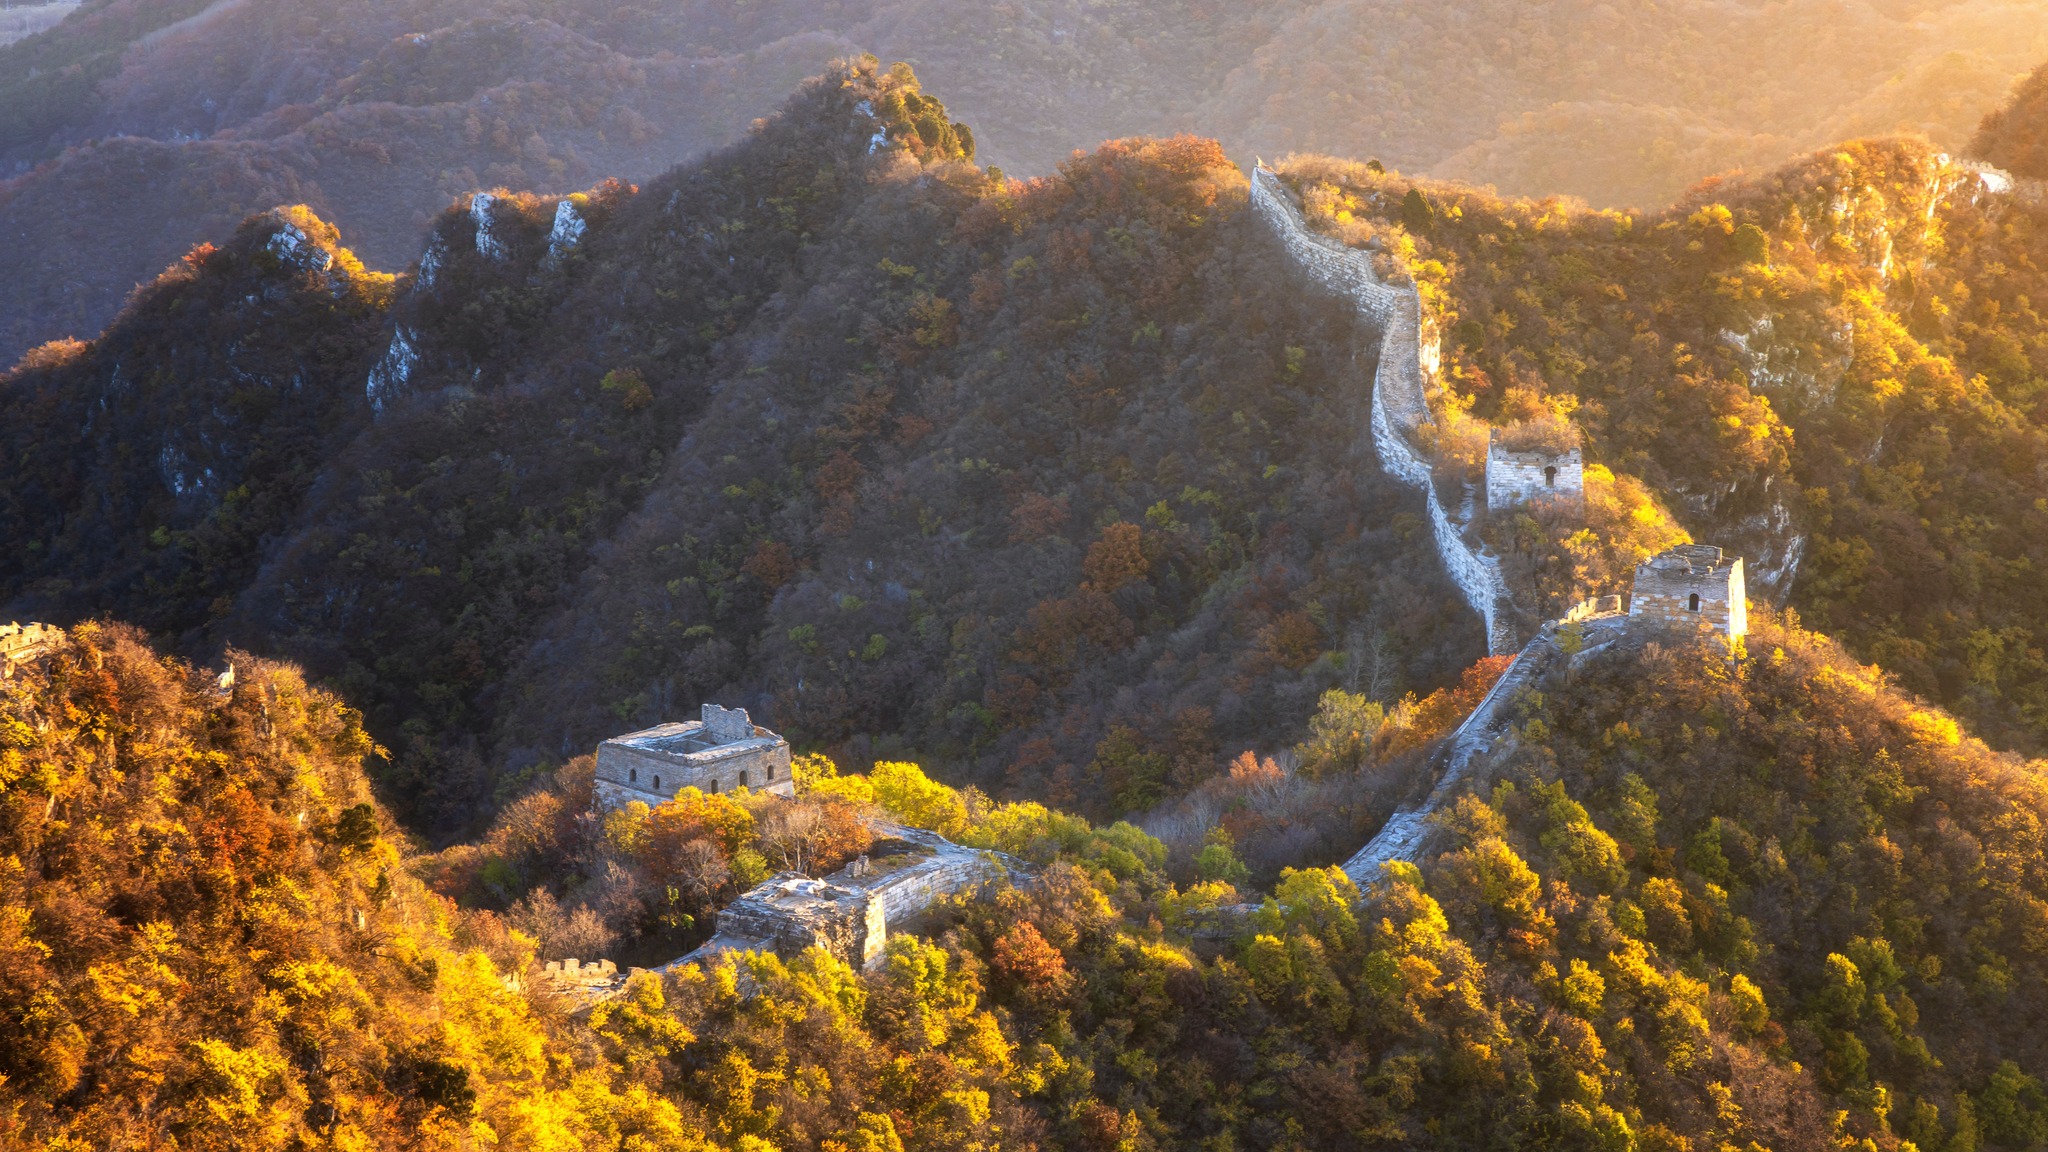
[593,708,796,809]
[1631,590,1741,636]
[711,873,879,964]
[1250,166,1522,655]
[1486,445,1584,508]
[1630,545,1747,638]
[702,703,755,742]
[858,826,1013,933]
[0,622,59,676]
[661,822,1026,973]
[591,740,793,806]
[1341,606,1632,885]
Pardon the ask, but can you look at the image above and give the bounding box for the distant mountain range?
[4,0,2047,365]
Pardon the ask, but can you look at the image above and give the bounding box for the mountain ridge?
[5,0,2047,365]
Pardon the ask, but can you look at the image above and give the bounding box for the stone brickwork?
[1486,442,1584,508]
[1630,544,1746,638]
[1,622,59,678]
[593,704,794,808]
[1345,554,1745,882]
[1251,165,1521,655]
[710,873,883,964]
[665,822,1025,972]
[1561,594,1624,623]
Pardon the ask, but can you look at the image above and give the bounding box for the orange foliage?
[742,539,797,590]
[1082,522,1149,591]
[1381,655,1517,757]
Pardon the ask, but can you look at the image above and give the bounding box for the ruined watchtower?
[665,825,1025,973]
[1486,425,1584,510]
[593,704,794,808]
[1630,544,1746,638]
[1,622,59,679]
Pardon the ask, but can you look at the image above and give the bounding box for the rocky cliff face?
[0,206,391,643]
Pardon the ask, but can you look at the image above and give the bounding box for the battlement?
[1485,436,1583,509]
[593,703,794,808]
[1630,544,1746,638]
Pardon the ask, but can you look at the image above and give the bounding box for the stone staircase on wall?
[1249,165,1522,656]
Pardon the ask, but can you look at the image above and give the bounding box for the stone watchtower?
[1485,427,1584,510]
[593,703,795,809]
[1,622,59,679]
[1630,544,1746,639]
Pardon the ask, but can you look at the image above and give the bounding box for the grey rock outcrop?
[470,192,507,261]
[545,199,587,264]
[366,326,420,413]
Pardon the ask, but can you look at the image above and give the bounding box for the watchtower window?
[629,768,637,783]
[708,778,719,794]
[652,775,661,791]
[1544,465,1557,486]
[1688,593,1701,612]
[740,770,750,788]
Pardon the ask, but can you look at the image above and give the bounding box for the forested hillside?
[5,0,2045,365]
[13,606,2048,1149]
[13,41,2048,1152]
[19,51,2048,843]
[0,60,1475,837]
[1972,57,2048,179]
[1275,115,2048,758]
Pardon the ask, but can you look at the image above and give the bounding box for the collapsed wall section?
[1249,166,1520,655]
[658,822,1026,974]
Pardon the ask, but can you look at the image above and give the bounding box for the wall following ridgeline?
[1339,603,1631,882]
[1250,166,1521,655]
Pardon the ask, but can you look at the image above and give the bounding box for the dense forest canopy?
[11,606,2048,1149]
[1276,116,2048,759]
[1972,57,2048,180]
[5,0,2047,364]
[11,31,2048,1152]
[0,60,1476,839]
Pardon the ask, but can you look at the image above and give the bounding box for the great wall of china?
[1339,598,1629,882]
[1248,165,1524,657]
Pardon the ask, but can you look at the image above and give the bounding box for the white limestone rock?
[545,199,586,263]
[367,326,420,413]
[266,224,333,273]
[417,235,446,289]
[471,192,506,261]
